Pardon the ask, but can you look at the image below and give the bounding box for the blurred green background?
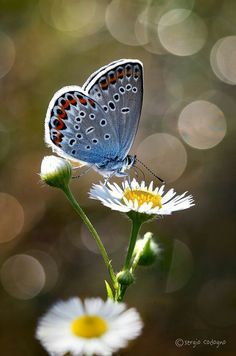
[0,0,236,355]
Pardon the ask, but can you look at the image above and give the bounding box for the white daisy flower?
[36,297,143,356]
[89,178,194,216]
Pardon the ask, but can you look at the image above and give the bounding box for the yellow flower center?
[123,189,162,209]
[71,315,108,338]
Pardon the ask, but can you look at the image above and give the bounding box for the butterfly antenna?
[133,164,146,181]
[136,158,165,183]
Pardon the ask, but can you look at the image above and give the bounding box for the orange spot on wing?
[109,77,116,84]
[59,111,67,119]
[53,132,63,147]
[70,98,77,105]
[117,70,124,79]
[109,72,117,84]
[56,117,66,130]
[88,99,96,108]
[126,68,132,77]
[100,81,108,90]
[63,100,70,109]
[79,97,87,105]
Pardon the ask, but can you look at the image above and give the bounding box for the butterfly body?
[94,154,136,178]
[45,59,143,179]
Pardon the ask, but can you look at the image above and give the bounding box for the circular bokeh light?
[27,250,58,293]
[137,133,187,183]
[158,9,207,56]
[166,239,193,293]
[178,100,227,149]
[0,193,24,243]
[210,36,236,85]
[0,124,10,161]
[0,254,45,300]
[0,31,15,79]
[135,5,167,55]
[106,0,146,46]
[39,0,105,37]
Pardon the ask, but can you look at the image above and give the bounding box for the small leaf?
[105,280,114,299]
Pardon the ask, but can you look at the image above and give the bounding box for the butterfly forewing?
[83,59,143,160]
[45,86,120,165]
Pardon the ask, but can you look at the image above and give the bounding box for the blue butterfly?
[45,59,143,179]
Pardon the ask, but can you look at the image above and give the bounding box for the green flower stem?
[116,213,146,301]
[123,217,142,271]
[62,184,116,286]
[117,284,127,302]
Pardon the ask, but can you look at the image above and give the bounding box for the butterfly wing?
[45,85,120,165]
[83,59,143,160]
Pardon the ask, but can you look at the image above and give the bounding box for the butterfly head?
[95,155,136,178]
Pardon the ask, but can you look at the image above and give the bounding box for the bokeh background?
[0,0,236,355]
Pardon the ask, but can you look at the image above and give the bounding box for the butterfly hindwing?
[83,59,143,160]
[45,86,120,165]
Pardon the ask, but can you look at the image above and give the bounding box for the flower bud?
[134,232,159,266]
[116,270,135,286]
[40,156,72,189]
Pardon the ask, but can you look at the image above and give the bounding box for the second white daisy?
[89,178,194,216]
[36,297,143,356]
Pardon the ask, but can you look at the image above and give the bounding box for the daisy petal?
[89,180,194,218]
[36,297,143,356]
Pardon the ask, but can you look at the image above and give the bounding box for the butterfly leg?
[103,172,117,186]
[72,165,94,179]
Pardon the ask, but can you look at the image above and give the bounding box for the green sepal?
[105,280,114,300]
